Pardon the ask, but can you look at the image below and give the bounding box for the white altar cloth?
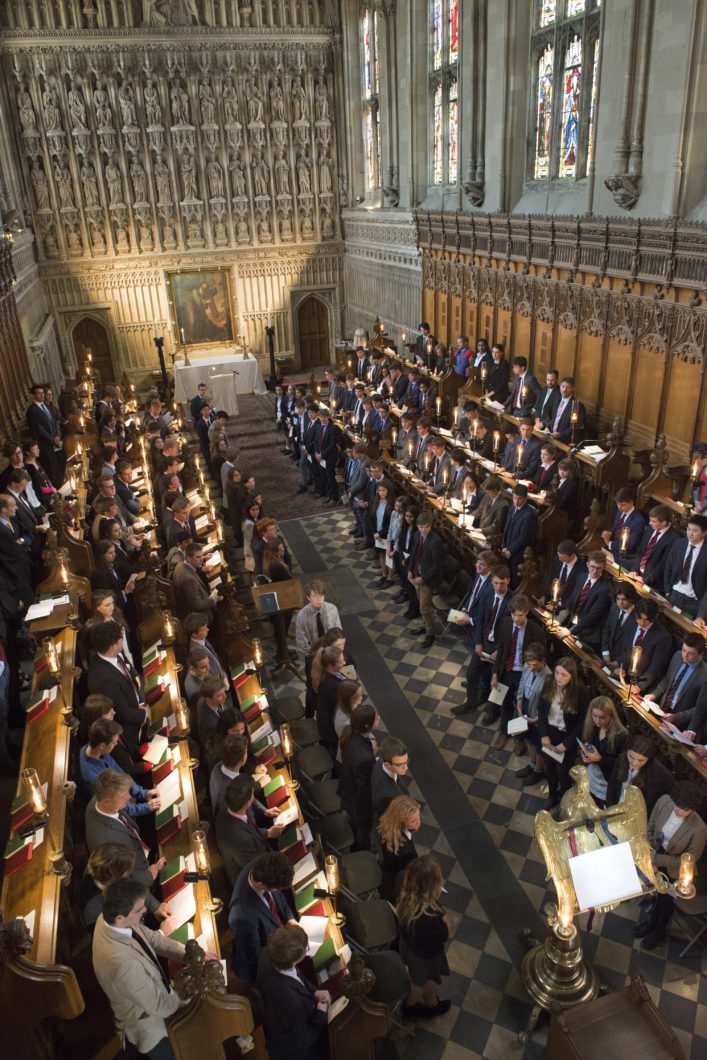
[174,352,267,414]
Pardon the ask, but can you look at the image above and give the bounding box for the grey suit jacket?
[517,663,551,720]
[428,453,453,494]
[92,915,185,1054]
[648,794,707,879]
[85,797,153,887]
[172,560,214,620]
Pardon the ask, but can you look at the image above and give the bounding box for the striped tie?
[576,580,591,614]
[665,663,688,711]
[640,531,659,572]
[505,626,519,672]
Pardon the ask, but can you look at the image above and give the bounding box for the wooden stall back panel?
[577,331,604,410]
[514,315,533,370]
[533,324,554,378]
[437,288,448,343]
[668,357,703,446]
[496,309,513,354]
[602,342,633,419]
[630,347,665,437]
[449,290,462,343]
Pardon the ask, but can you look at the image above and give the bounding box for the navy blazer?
[313,421,339,461]
[415,530,445,587]
[542,555,586,608]
[537,684,591,745]
[600,604,638,660]
[549,399,586,444]
[475,590,512,648]
[652,653,707,715]
[536,461,559,492]
[256,951,328,1060]
[607,508,646,560]
[664,538,707,601]
[228,859,294,982]
[459,573,495,630]
[625,526,679,588]
[621,623,673,692]
[215,803,271,886]
[493,614,546,677]
[502,503,537,558]
[504,373,540,414]
[534,385,561,426]
[340,387,357,413]
[506,437,542,483]
[566,574,613,648]
[673,680,707,741]
[371,759,407,818]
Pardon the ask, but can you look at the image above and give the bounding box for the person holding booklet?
[229,852,297,983]
[576,696,628,807]
[257,924,331,1060]
[485,593,545,746]
[536,657,590,810]
[513,645,552,789]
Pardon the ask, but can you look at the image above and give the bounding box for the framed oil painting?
[167,268,234,347]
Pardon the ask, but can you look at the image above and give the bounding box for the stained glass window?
[433,83,443,185]
[448,79,458,184]
[558,35,582,178]
[566,0,586,15]
[586,37,599,170]
[361,9,381,191]
[534,45,554,179]
[540,1,556,27]
[433,0,443,70]
[449,0,458,65]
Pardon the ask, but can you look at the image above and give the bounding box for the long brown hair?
[582,695,626,751]
[310,628,345,692]
[339,702,376,751]
[396,855,443,928]
[378,795,420,856]
[543,656,580,715]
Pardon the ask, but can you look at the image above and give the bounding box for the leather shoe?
[481,710,499,726]
[410,627,426,635]
[493,734,508,749]
[451,703,475,715]
[641,931,666,950]
[354,541,368,551]
[375,577,389,588]
[417,999,451,1020]
[516,765,534,778]
[522,770,544,786]
[632,922,653,939]
[393,592,407,602]
[421,635,435,649]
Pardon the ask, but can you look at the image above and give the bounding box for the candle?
[22,767,46,816]
[571,401,578,423]
[401,330,406,343]
[191,829,211,875]
[493,431,501,451]
[454,406,461,425]
[392,428,397,446]
[442,467,448,485]
[253,638,263,666]
[408,440,413,457]
[325,854,340,895]
[424,451,431,469]
[521,385,527,406]
[481,365,487,382]
[552,579,560,603]
[79,414,84,428]
[60,562,69,586]
[217,522,223,542]
[280,723,293,760]
[620,526,630,552]
[677,852,696,895]
[631,645,642,674]
[472,419,478,438]
[436,396,441,416]
[347,357,353,369]
[558,893,574,935]
[692,461,699,478]
[209,503,216,523]
[177,697,189,734]
[180,327,186,345]
[164,615,173,640]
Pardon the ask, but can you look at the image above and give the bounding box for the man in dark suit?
[273,384,289,437]
[354,346,370,380]
[447,449,473,501]
[645,635,707,717]
[257,926,329,1060]
[453,565,512,714]
[172,543,219,621]
[625,504,678,588]
[538,539,586,611]
[449,550,496,666]
[164,496,206,549]
[114,460,142,517]
[215,775,285,887]
[664,515,707,618]
[410,418,432,470]
[26,383,62,486]
[469,420,496,460]
[547,376,585,445]
[476,476,511,534]
[87,619,147,751]
[390,365,410,407]
[415,323,436,368]
[339,377,357,413]
[508,420,542,483]
[228,852,296,982]
[601,585,638,670]
[501,485,537,586]
[371,737,409,819]
[483,343,510,403]
[487,593,546,738]
[504,357,540,417]
[408,512,445,649]
[533,369,561,429]
[0,493,37,607]
[85,770,158,889]
[397,412,418,466]
[190,383,208,421]
[601,487,646,562]
[195,402,212,460]
[426,438,452,496]
[561,552,612,653]
[5,469,47,559]
[312,408,340,504]
[620,600,672,693]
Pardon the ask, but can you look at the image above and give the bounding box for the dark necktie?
[131,929,171,992]
[118,813,150,855]
[680,545,694,584]
[511,377,521,407]
[505,625,520,672]
[612,513,627,541]
[412,537,423,577]
[463,577,483,613]
[263,891,282,923]
[485,596,500,638]
[666,663,688,711]
[640,531,659,572]
[559,563,568,589]
[117,655,140,700]
[634,628,646,649]
[315,611,325,639]
[576,580,592,614]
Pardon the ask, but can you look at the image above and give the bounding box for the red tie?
[117,655,141,699]
[576,579,591,614]
[511,377,521,407]
[559,563,568,589]
[640,531,659,572]
[680,545,694,584]
[505,626,519,671]
[263,891,282,923]
[666,663,688,711]
[485,597,500,638]
[612,513,627,541]
[634,629,646,648]
[412,537,424,577]
[118,813,151,855]
[465,577,483,613]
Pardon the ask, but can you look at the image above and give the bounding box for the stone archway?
[71,316,115,386]
[296,295,330,369]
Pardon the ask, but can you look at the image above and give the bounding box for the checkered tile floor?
[269,508,707,1060]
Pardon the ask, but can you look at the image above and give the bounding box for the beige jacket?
[92,914,186,1053]
[648,793,707,879]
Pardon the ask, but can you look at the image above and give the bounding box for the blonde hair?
[582,695,627,751]
[378,795,420,855]
[93,769,132,801]
[396,855,443,929]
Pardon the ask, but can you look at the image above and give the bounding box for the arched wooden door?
[297,296,329,369]
[72,317,115,386]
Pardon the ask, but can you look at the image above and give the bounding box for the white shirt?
[553,397,570,431]
[661,809,683,846]
[673,539,703,598]
[547,693,566,730]
[381,763,398,782]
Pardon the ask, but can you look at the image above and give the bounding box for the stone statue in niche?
[144,82,162,126]
[31,160,50,209]
[252,149,269,197]
[142,0,169,24]
[91,223,106,251]
[280,211,293,241]
[274,149,290,195]
[223,76,238,124]
[139,222,154,251]
[270,78,285,122]
[68,86,87,129]
[206,159,224,199]
[318,151,331,193]
[170,83,189,125]
[296,150,311,194]
[115,223,130,253]
[105,160,123,204]
[199,82,216,125]
[18,86,36,131]
[81,160,99,206]
[214,219,228,245]
[229,158,247,198]
[291,77,308,122]
[43,84,61,131]
[322,209,334,239]
[53,159,75,208]
[130,158,148,202]
[119,83,138,127]
[315,80,329,121]
[94,85,113,128]
[162,218,177,247]
[43,224,58,257]
[142,0,199,23]
[154,159,171,202]
[66,226,82,253]
[180,152,197,199]
[236,218,250,244]
[301,208,313,238]
[245,79,263,125]
[258,215,271,241]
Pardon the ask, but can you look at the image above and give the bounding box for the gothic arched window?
[430,0,459,186]
[529,0,601,182]
[361,8,382,191]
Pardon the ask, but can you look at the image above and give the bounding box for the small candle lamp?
[22,767,48,821]
[401,330,406,344]
[493,431,501,471]
[192,828,223,913]
[280,724,300,791]
[391,428,397,447]
[692,461,698,479]
[435,396,442,422]
[407,440,413,460]
[625,645,642,702]
[619,525,630,576]
[176,697,190,738]
[209,503,216,523]
[325,854,345,927]
[675,852,696,899]
[454,406,461,427]
[252,637,263,668]
[163,612,175,645]
[60,561,69,588]
[556,893,575,938]
[216,522,223,543]
[550,578,561,628]
[481,365,487,385]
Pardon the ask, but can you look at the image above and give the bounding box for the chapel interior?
[0,1,706,1058]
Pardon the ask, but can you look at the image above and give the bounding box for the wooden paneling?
[666,357,702,445]
[577,331,604,408]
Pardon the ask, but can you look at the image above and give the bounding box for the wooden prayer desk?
[28,600,75,636]
[251,579,305,618]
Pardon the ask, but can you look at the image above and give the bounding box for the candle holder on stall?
[22,767,49,824]
[279,724,300,792]
[673,852,697,899]
[162,612,176,647]
[325,854,346,927]
[548,580,562,631]
[435,396,442,426]
[618,526,630,578]
[623,646,642,702]
[191,829,223,914]
[46,641,80,733]
[570,402,579,448]
[493,432,501,472]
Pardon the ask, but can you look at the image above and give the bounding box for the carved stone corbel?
[462,180,485,208]
[604,174,641,211]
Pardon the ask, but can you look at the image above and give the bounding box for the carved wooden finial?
[340,952,375,1000]
[173,940,225,1001]
[0,917,33,966]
